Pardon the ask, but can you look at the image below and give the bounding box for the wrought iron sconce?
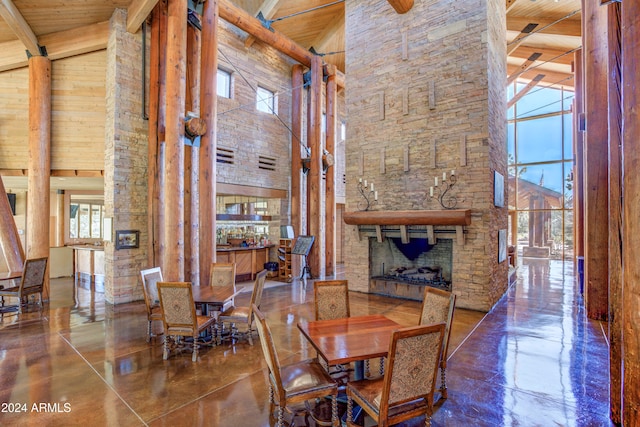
[429,170,459,209]
[357,178,378,211]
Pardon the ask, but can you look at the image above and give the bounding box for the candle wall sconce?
[357,178,378,211]
[429,170,459,209]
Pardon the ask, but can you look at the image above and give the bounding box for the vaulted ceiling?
[0,0,580,191]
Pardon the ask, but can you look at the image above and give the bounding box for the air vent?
[217,147,235,164]
[258,155,276,171]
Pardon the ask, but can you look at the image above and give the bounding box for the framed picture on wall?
[115,230,139,250]
[494,171,505,207]
[498,229,507,263]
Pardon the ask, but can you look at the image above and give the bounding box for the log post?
[622,2,640,425]
[27,55,51,299]
[573,48,584,263]
[582,0,609,320]
[185,18,201,284]
[162,0,187,281]
[307,55,324,278]
[606,3,622,423]
[198,0,218,287]
[290,64,305,277]
[325,66,338,277]
[0,176,24,272]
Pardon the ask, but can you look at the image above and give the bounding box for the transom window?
[256,86,276,114]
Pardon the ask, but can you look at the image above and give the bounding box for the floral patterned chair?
[157,281,216,362]
[0,257,48,313]
[314,280,350,321]
[419,286,456,399]
[346,323,445,427]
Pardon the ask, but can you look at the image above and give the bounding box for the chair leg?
[331,394,338,427]
[192,337,198,362]
[277,406,285,427]
[379,357,385,376]
[440,366,448,399]
[163,337,170,360]
[147,320,152,343]
[346,395,353,423]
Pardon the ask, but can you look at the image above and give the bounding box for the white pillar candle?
[451,169,455,176]
[430,186,434,197]
[435,177,438,187]
[359,177,362,183]
[364,180,367,187]
[443,172,447,181]
[370,183,374,191]
[374,191,378,200]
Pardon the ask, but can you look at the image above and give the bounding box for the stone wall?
[103,9,148,304]
[344,0,508,311]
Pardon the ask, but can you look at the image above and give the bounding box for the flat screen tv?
[7,193,16,215]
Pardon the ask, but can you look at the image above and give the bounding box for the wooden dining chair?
[314,280,350,321]
[419,286,456,399]
[346,323,446,427]
[0,257,48,313]
[217,269,267,345]
[157,282,216,362]
[140,267,164,342]
[209,262,236,312]
[253,304,339,427]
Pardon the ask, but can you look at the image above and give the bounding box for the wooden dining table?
[297,314,402,380]
[191,284,243,315]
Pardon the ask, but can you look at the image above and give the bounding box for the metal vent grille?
[258,155,276,171]
[217,147,235,164]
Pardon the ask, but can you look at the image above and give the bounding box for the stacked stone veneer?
[104,9,148,304]
[344,0,508,311]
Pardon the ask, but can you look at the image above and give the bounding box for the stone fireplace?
[369,237,452,300]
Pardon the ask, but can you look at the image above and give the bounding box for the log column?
[27,55,51,299]
[162,0,187,281]
[307,55,324,278]
[606,2,622,424]
[622,1,640,424]
[573,49,584,265]
[198,0,218,287]
[291,64,305,277]
[582,0,609,320]
[325,66,338,277]
[0,176,24,271]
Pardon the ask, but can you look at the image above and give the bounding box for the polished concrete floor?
[0,259,613,426]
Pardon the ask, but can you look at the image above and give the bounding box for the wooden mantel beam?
[219,0,314,67]
[387,0,414,14]
[343,209,471,226]
[0,0,41,56]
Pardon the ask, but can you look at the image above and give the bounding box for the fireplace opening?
[369,238,452,299]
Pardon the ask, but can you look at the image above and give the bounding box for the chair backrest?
[379,323,445,418]
[419,287,456,362]
[253,304,284,398]
[20,257,48,294]
[209,263,236,288]
[140,267,163,313]
[314,280,350,321]
[252,269,268,309]
[157,282,197,334]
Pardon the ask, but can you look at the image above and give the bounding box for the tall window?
[256,86,276,114]
[508,84,574,261]
[69,197,104,240]
[217,69,231,98]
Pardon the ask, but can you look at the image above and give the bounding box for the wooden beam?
[507,74,544,108]
[508,45,575,66]
[0,0,40,56]
[27,55,51,299]
[387,0,414,14]
[325,67,338,276]
[0,21,109,72]
[343,209,471,226]
[507,16,581,37]
[621,1,640,425]
[0,175,24,272]
[506,65,574,88]
[507,52,542,84]
[290,64,304,277]
[583,0,609,320]
[507,22,538,55]
[162,0,187,281]
[244,0,280,48]
[307,55,324,277]
[505,0,517,13]
[127,0,160,33]
[198,0,219,286]
[219,0,314,67]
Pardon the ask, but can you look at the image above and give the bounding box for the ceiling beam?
[507,16,581,37]
[0,21,109,72]
[245,0,281,48]
[0,0,41,56]
[507,52,542,85]
[506,0,518,13]
[387,0,413,14]
[507,65,574,88]
[507,74,545,108]
[127,0,160,33]
[507,23,538,55]
[509,45,575,66]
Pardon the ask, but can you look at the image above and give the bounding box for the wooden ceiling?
[1,0,579,87]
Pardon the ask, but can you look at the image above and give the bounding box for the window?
[69,197,104,239]
[508,83,574,261]
[217,69,231,98]
[256,86,276,114]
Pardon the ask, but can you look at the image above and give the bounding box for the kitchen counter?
[216,245,273,282]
